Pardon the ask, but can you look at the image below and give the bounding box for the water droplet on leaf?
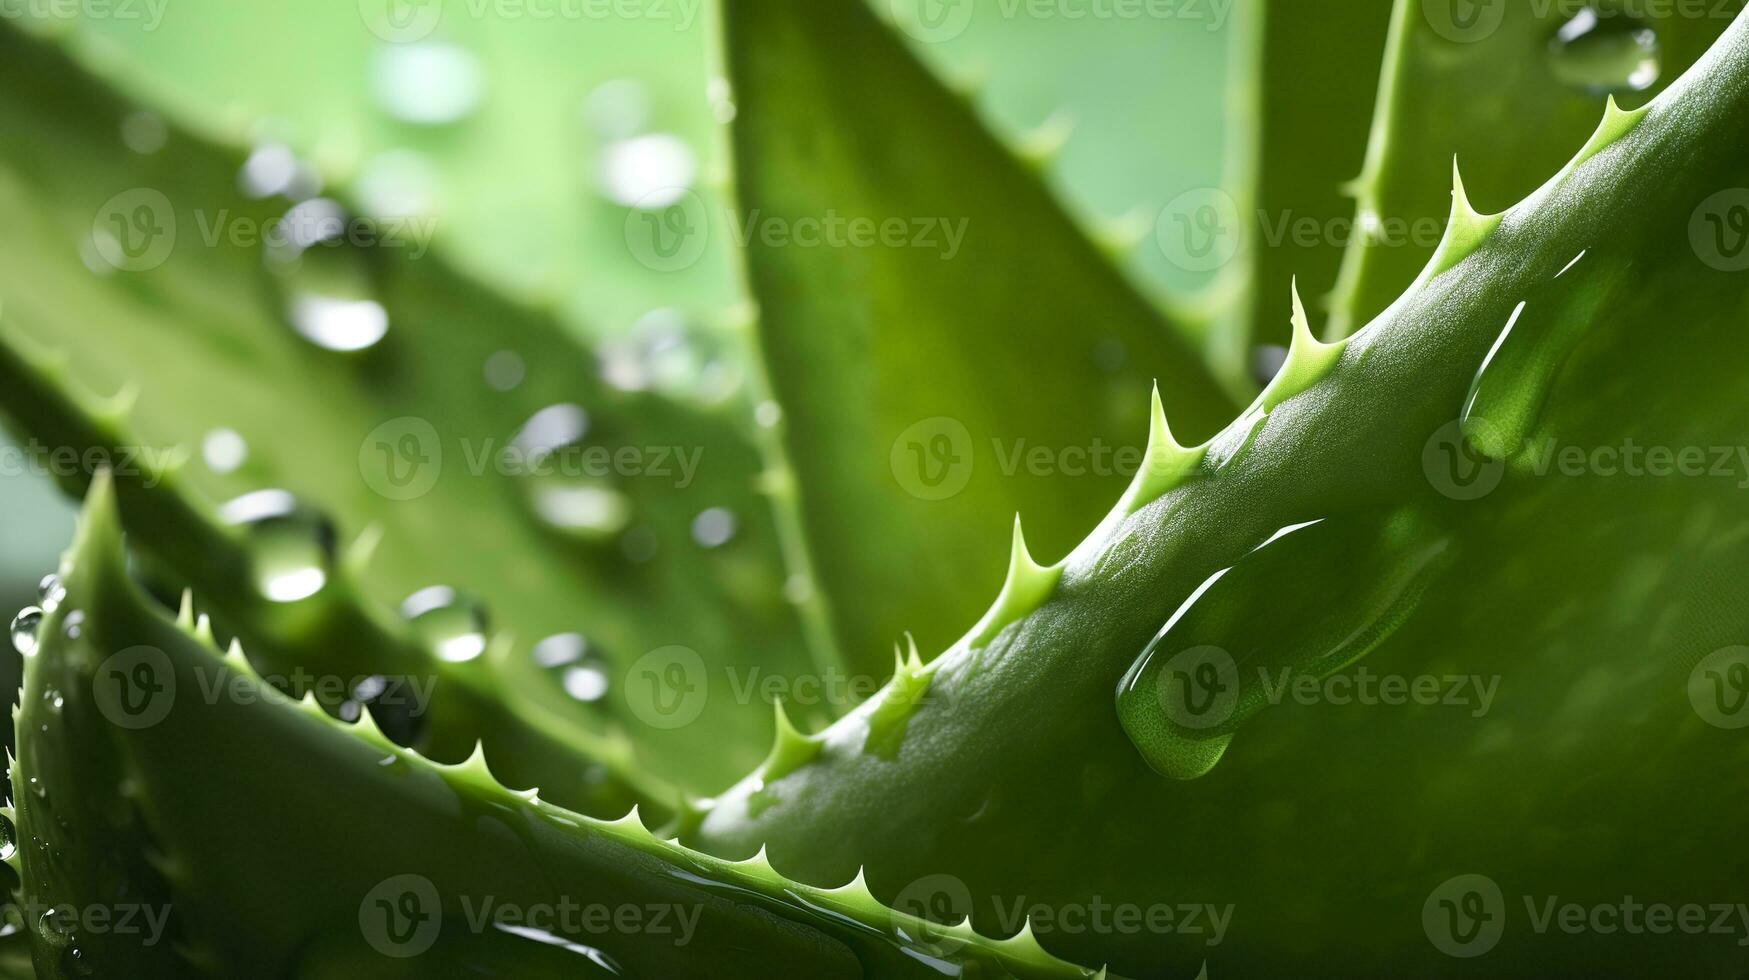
[1548,7,1660,94]
[202,428,248,474]
[1116,512,1453,779]
[598,133,696,208]
[37,574,65,612]
[220,490,337,603]
[402,586,488,663]
[691,507,736,548]
[10,607,43,655]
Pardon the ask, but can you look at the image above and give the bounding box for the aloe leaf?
[0,24,809,796]
[23,1,739,334]
[1226,0,1396,363]
[717,0,1240,668]
[8,474,1105,979]
[695,13,1749,974]
[1326,0,1741,337]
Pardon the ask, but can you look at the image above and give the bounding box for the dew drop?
[371,43,485,125]
[755,400,783,429]
[598,133,696,208]
[512,404,588,460]
[532,632,587,668]
[119,110,167,155]
[599,308,740,402]
[220,490,337,603]
[61,610,83,639]
[1115,512,1453,780]
[239,141,320,200]
[202,428,248,474]
[0,809,15,864]
[287,294,389,352]
[582,78,651,140]
[1547,7,1660,95]
[562,663,610,702]
[10,608,43,656]
[402,586,488,663]
[691,507,736,548]
[483,350,526,391]
[530,483,632,539]
[37,574,65,612]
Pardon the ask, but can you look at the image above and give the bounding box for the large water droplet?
[1547,7,1661,95]
[371,43,485,125]
[509,405,634,541]
[598,133,696,208]
[287,294,389,352]
[402,586,488,663]
[220,490,337,603]
[1116,512,1454,779]
[10,607,43,655]
[266,199,392,353]
[1460,257,1603,460]
[37,574,65,613]
[0,809,16,864]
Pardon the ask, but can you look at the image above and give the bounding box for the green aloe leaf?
[1225,0,1396,364]
[22,0,739,334]
[1327,0,1742,337]
[0,24,811,797]
[719,0,1240,667]
[695,12,1749,975]
[8,474,1104,979]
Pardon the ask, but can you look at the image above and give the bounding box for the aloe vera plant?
[3,0,1749,976]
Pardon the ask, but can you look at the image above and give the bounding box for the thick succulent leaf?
[719,0,1240,668]
[0,24,810,795]
[696,13,1749,975]
[24,1,739,334]
[1327,0,1742,336]
[882,0,1234,306]
[1227,0,1396,364]
[8,475,1103,979]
